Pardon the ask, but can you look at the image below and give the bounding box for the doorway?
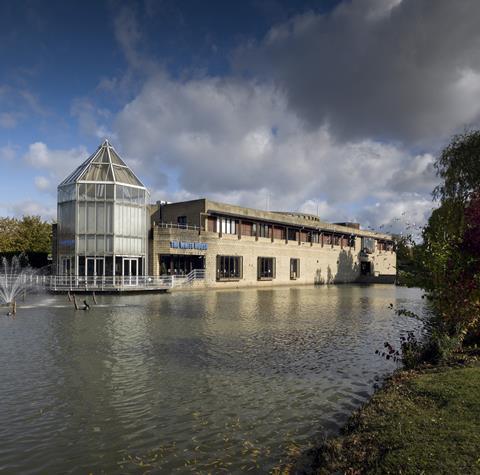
[86,257,105,284]
[123,257,139,285]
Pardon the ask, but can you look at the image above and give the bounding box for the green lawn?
[314,360,480,474]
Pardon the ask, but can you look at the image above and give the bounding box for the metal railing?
[156,222,204,232]
[47,268,206,291]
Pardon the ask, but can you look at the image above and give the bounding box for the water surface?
[0,285,424,474]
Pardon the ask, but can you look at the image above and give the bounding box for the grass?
[295,355,480,475]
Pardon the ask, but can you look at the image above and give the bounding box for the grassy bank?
[290,354,480,474]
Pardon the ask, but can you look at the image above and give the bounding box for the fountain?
[0,255,37,313]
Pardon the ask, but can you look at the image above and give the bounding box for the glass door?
[123,258,138,286]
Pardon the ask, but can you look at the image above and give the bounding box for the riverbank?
[286,351,480,474]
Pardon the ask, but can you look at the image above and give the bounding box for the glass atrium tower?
[56,140,149,280]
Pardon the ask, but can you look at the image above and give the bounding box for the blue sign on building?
[170,241,208,251]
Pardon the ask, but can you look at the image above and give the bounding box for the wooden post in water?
[67,291,72,302]
[92,292,97,305]
[11,300,16,316]
[73,294,79,310]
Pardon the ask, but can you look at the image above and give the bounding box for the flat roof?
[159,198,394,240]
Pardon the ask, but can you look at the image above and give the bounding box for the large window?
[216,217,237,235]
[216,255,242,280]
[290,258,300,279]
[258,257,276,280]
[258,223,271,238]
[362,237,376,254]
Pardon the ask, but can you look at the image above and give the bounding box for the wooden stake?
[92,292,97,305]
[67,291,72,302]
[73,294,79,310]
[12,300,16,316]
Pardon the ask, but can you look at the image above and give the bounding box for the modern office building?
[55,140,149,282]
[54,140,396,289]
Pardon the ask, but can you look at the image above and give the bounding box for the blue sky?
[1,0,480,237]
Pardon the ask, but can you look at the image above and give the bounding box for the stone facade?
[149,199,397,288]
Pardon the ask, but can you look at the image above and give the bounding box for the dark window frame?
[290,258,300,280]
[258,257,276,280]
[216,255,243,281]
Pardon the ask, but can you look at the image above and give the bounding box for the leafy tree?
[0,216,52,254]
[421,131,480,346]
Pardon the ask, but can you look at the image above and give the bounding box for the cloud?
[0,200,56,221]
[113,73,438,231]
[34,176,51,192]
[70,98,113,139]
[235,0,480,146]
[23,142,89,183]
[0,144,16,161]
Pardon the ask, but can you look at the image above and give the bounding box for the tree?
[421,131,480,344]
[0,216,52,254]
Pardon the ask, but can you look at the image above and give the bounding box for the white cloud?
[0,200,56,221]
[23,142,89,181]
[34,176,51,192]
[113,74,438,232]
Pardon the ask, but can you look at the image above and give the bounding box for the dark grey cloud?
[235,0,480,146]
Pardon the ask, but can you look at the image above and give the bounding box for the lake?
[0,284,424,474]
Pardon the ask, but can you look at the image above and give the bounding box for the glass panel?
[106,202,113,233]
[113,166,142,186]
[96,235,105,253]
[87,236,95,253]
[86,183,96,200]
[83,164,113,182]
[96,202,105,233]
[78,202,86,233]
[106,184,114,200]
[96,184,105,199]
[109,149,128,166]
[87,202,95,233]
[79,183,86,200]
[78,235,85,253]
[106,236,113,253]
[87,258,95,276]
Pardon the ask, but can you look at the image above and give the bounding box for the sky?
[1,0,480,238]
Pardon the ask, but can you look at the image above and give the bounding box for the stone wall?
[151,228,396,288]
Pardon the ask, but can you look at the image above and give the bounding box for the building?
[150,199,396,287]
[54,141,396,289]
[55,140,149,282]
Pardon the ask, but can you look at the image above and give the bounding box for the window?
[216,217,237,234]
[258,223,271,238]
[258,257,275,280]
[178,216,187,228]
[290,258,300,280]
[287,228,297,241]
[362,237,376,254]
[216,255,242,280]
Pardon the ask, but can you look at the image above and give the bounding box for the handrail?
[156,222,205,232]
[1,268,206,292]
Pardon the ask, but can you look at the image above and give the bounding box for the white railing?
[47,268,206,291]
[157,222,204,232]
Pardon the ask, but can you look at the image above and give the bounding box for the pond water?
[0,285,424,474]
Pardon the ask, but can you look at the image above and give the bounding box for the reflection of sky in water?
[0,285,425,473]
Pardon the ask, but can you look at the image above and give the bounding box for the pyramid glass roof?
[59,140,146,188]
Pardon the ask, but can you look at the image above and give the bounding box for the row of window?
[58,183,147,203]
[207,216,382,248]
[216,256,300,281]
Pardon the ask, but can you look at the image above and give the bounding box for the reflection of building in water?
[53,140,396,289]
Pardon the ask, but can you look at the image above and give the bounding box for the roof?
[58,140,146,188]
